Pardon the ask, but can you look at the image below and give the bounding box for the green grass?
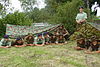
[0,41,100,67]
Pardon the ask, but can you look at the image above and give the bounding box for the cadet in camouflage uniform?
[43,32,50,45]
[75,35,86,50]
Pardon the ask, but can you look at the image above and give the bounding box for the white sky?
[34,0,46,9]
[10,0,22,12]
[10,0,46,12]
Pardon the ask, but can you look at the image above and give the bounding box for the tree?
[45,0,84,34]
[45,0,72,15]
[26,7,50,23]
[0,0,11,17]
[0,11,32,37]
[19,0,36,12]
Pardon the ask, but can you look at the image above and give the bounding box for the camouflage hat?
[91,39,97,43]
[76,34,84,40]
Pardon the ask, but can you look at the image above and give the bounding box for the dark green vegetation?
[0,41,100,67]
[1,0,98,37]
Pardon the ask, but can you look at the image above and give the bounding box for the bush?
[48,0,84,34]
[0,11,32,37]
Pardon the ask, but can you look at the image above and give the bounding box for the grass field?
[0,41,100,67]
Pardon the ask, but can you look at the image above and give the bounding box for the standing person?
[76,6,87,31]
[75,6,88,48]
[0,35,11,48]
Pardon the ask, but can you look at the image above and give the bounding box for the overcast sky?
[10,0,46,12]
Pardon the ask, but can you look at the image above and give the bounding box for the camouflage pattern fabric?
[6,23,60,37]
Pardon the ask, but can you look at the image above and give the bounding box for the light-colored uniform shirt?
[0,38,11,46]
[34,36,45,44]
[76,12,87,21]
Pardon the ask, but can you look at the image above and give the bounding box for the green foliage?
[0,0,11,18]
[27,7,51,23]
[2,11,32,25]
[0,11,32,37]
[47,0,84,34]
[19,0,35,12]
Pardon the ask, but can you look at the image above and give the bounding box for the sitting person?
[35,33,45,46]
[75,38,85,50]
[12,38,26,47]
[58,35,65,44]
[0,35,11,48]
[24,33,34,46]
[43,32,50,45]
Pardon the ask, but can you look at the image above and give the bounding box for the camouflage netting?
[6,23,69,38]
[70,22,100,40]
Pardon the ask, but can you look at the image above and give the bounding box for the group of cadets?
[0,25,69,48]
[75,35,100,53]
[0,25,100,54]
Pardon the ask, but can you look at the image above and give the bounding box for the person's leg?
[84,51,95,54]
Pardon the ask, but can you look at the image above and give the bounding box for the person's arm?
[34,37,37,45]
[80,19,86,23]
[76,20,82,24]
[0,39,4,46]
[63,29,69,36]
[76,14,81,24]
[80,13,87,23]
[24,36,29,41]
[42,38,45,45]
